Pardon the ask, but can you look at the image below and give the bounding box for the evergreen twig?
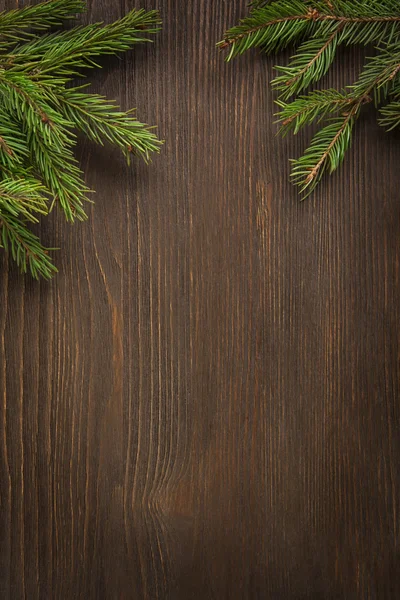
[0,0,85,46]
[219,0,400,195]
[0,1,161,278]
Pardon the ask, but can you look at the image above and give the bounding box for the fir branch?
[53,87,162,162]
[0,178,56,278]
[0,72,88,220]
[0,206,56,279]
[7,9,161,79]
[336,19,399,45]
[276,88,353,134]
[0,177,48,222]
[218,2,314,60]
[0,0,85,45]
[0,72,73,149]
[379,98,400,129]
[287,43,400,191]
[290,109,357,194]
[220,0,400,195]
[272,27,341,98]
[28,134,91,222]
[218,0,400,60]
[287,48,400,192]
[0,2,161,277]
[349,41,400,104]
[272,19,399,99]
[0,108,30,167]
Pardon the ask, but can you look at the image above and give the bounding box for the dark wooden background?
[0,0,400,598]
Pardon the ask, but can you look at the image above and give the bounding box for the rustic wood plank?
[0,0,399,598]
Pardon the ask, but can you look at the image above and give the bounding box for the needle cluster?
[0,0,161,278]
[219,0,400,195]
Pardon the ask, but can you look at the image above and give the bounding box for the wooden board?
[0,0,399,597]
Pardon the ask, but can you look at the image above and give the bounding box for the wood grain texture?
[0,0,400,598]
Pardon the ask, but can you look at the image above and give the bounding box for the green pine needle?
[7,8,161,79]
[272,29,341,99]
[380,97,400,129]
[290,113,357,195]
[0,0,85,46]
[54,86,161,163]
[275,89,353,134]
[218,2,313,60]
[0,2,161,278]
[219,0,400,195]
[0,178,57,279]
[0,178,48,221]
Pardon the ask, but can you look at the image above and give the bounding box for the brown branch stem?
[0,136,13,156]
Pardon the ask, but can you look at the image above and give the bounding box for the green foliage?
[291,113,356,193]
[218,1,313,60]
[219,0,400,196]
[55,87,161,163]
[0,179,57,279]
[276,88,352,134]
[0,0,161,278]
[8,8,160,77]
[0,0,85,46]
[380,98,400,129]
[272,31,341,99]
